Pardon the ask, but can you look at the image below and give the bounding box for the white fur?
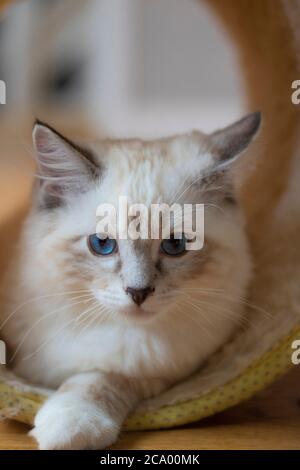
[30,394,119,450]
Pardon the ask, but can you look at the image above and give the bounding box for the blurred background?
[0,0,244,218]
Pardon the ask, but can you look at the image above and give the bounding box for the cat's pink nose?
[125,286,155,306]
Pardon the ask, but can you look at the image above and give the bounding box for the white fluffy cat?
[1,112,260,449]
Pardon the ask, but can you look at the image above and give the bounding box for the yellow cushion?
[1,325,298,430]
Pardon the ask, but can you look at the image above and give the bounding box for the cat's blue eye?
[160,234,187,256]
[88,234,117,256]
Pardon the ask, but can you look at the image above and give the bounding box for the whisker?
[174,302,215,341]
[76,306,111,337]
[74,303,108,329]
[177,289,262,330]
[170,173,194,205]
[179,288,273,320]
[204,202,226,216]
[170,172,208,205]
[0,289,91,332]
[182,298,220,330]
[9,296,93,362]
[20,299,98,363]
[194,299,251,329]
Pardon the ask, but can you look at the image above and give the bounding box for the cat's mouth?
[120,304,156,320]
[91,287,164,321]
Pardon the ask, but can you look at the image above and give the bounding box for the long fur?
[0,115,259,449]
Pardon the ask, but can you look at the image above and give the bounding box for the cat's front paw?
[30,394,120,450]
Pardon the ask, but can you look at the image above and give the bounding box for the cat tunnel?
[0,0,300,431]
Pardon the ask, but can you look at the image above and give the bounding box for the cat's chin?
[120,305,158,322]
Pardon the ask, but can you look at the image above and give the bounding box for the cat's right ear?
[32,120,100,209]
[209,112,261,171]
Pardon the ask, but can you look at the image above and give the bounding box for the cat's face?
[28,113,260,323]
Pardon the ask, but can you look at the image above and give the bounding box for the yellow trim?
[125,325,300,430]
[1,325,299,430]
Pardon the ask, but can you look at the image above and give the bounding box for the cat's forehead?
[91,133,213,205]
[93,132,209,163]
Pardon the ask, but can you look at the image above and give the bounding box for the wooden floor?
[0,367,299,450]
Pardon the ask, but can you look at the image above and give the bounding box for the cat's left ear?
[209,111,261,171]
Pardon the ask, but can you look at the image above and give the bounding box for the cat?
[1,111,260,449]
